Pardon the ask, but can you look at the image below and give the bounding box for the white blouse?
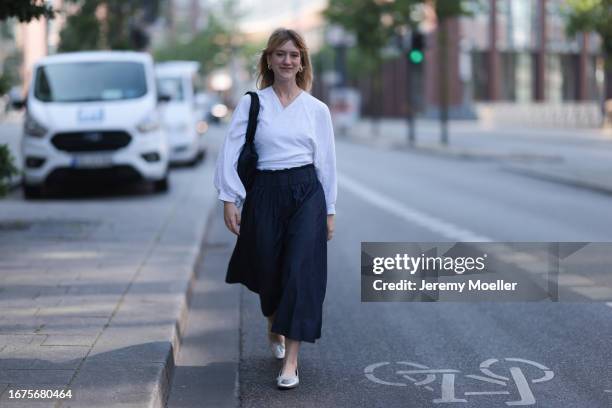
[214,86,337,214]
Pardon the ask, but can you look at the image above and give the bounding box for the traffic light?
[409,31,425,65]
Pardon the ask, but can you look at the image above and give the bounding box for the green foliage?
[564,0,612,59]
[0,72,13,96]
[0,19,15,39]
[0,48,20,97]
[324,0,474,81]
[564,0,604,35]
[324,0,421,79]
[58,1,100,52]
[326,0,400,59]
[239,39,267,76]
[58,0,160,51]
[346,45,384,78]
[153,14,233,76]
[312,44,335,74]
[0,0,55,22]
[434,0,473,20]
[0,144,19,197]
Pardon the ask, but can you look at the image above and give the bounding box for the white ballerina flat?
[277,367,299,389]
[270,342,285,360]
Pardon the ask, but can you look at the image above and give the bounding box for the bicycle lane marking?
[338,173,493,242]
[363,358,556,406]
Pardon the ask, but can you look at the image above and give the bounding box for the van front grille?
[51,131,132,152]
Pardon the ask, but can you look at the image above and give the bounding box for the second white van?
[155,61,206,165]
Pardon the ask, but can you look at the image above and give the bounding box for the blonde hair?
[256,28,313,91]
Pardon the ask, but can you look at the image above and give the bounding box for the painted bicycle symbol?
[364,358,554,406]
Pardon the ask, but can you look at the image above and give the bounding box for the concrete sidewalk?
[343,118,612,195]
[0,157,218,406]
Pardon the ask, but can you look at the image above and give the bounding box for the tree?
[0,48,21,96]
[0,1,55,196]
[324,0,421,135]
[433,0,473,145]
[58,1,100,51]
[563,0,612,125]
[0,145,18,197]
[153,14,233,77]
[58,0,160,51]
[0,0,54,22]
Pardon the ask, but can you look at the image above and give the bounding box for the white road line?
[338,173,493,242]
[606,302,612,308]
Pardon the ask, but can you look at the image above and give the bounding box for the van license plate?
[71,154,113,168]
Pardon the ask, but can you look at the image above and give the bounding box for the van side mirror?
[157,93,171,104]
[11,96,27,110]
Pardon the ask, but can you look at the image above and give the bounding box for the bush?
[0,144,19,196]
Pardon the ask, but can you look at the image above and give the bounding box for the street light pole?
[335,43,347,88]
[406,29,425,147]
[438,19,449,146]
[406,57,416,147]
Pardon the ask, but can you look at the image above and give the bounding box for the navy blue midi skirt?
[226,163,327,343]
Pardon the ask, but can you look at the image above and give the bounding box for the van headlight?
[24,112,48,138]
[211,103,228,118]
[136,112,161,133]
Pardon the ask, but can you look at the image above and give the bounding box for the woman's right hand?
[223,201,241,236]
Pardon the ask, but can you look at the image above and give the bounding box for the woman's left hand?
[326,215,335,241]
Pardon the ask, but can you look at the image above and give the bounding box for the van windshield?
[34,61,148,102]
[157,77,185,101]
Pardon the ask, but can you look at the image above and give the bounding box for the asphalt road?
[172,125,612,408]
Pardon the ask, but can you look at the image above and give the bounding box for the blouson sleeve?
[214,94,251,207]
[313,104,337,215]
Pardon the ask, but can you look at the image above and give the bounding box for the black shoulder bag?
[237,91,260,192]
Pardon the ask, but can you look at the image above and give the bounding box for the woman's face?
[267,40,302,82]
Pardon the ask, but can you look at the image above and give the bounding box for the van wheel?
[153,175,169,193]
[23,183,45,199]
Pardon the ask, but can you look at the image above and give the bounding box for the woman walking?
[214,28,337,389]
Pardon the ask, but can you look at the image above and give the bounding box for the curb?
[46,171,220,407]
[158,208,216,407]
[407,144,563,163]
[503,165,612,196]
[343,133,563,163]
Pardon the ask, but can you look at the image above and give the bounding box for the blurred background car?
[155,61,207,166]
[194,91,228,125]
[18,51,170,199]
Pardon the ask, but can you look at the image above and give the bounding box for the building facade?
[346,0,605,120]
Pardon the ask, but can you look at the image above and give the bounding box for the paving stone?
[41,335,98,347]
[0,147,218,406]
[37,295,119,318]
[0,369,74,384]
[0,334,44,351]
[0,344,89,369]
[0,316,107,337]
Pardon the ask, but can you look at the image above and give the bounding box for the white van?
[19,51,170,198]
[155,61,206,165]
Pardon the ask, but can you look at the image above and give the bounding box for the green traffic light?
[409,50,424,64]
